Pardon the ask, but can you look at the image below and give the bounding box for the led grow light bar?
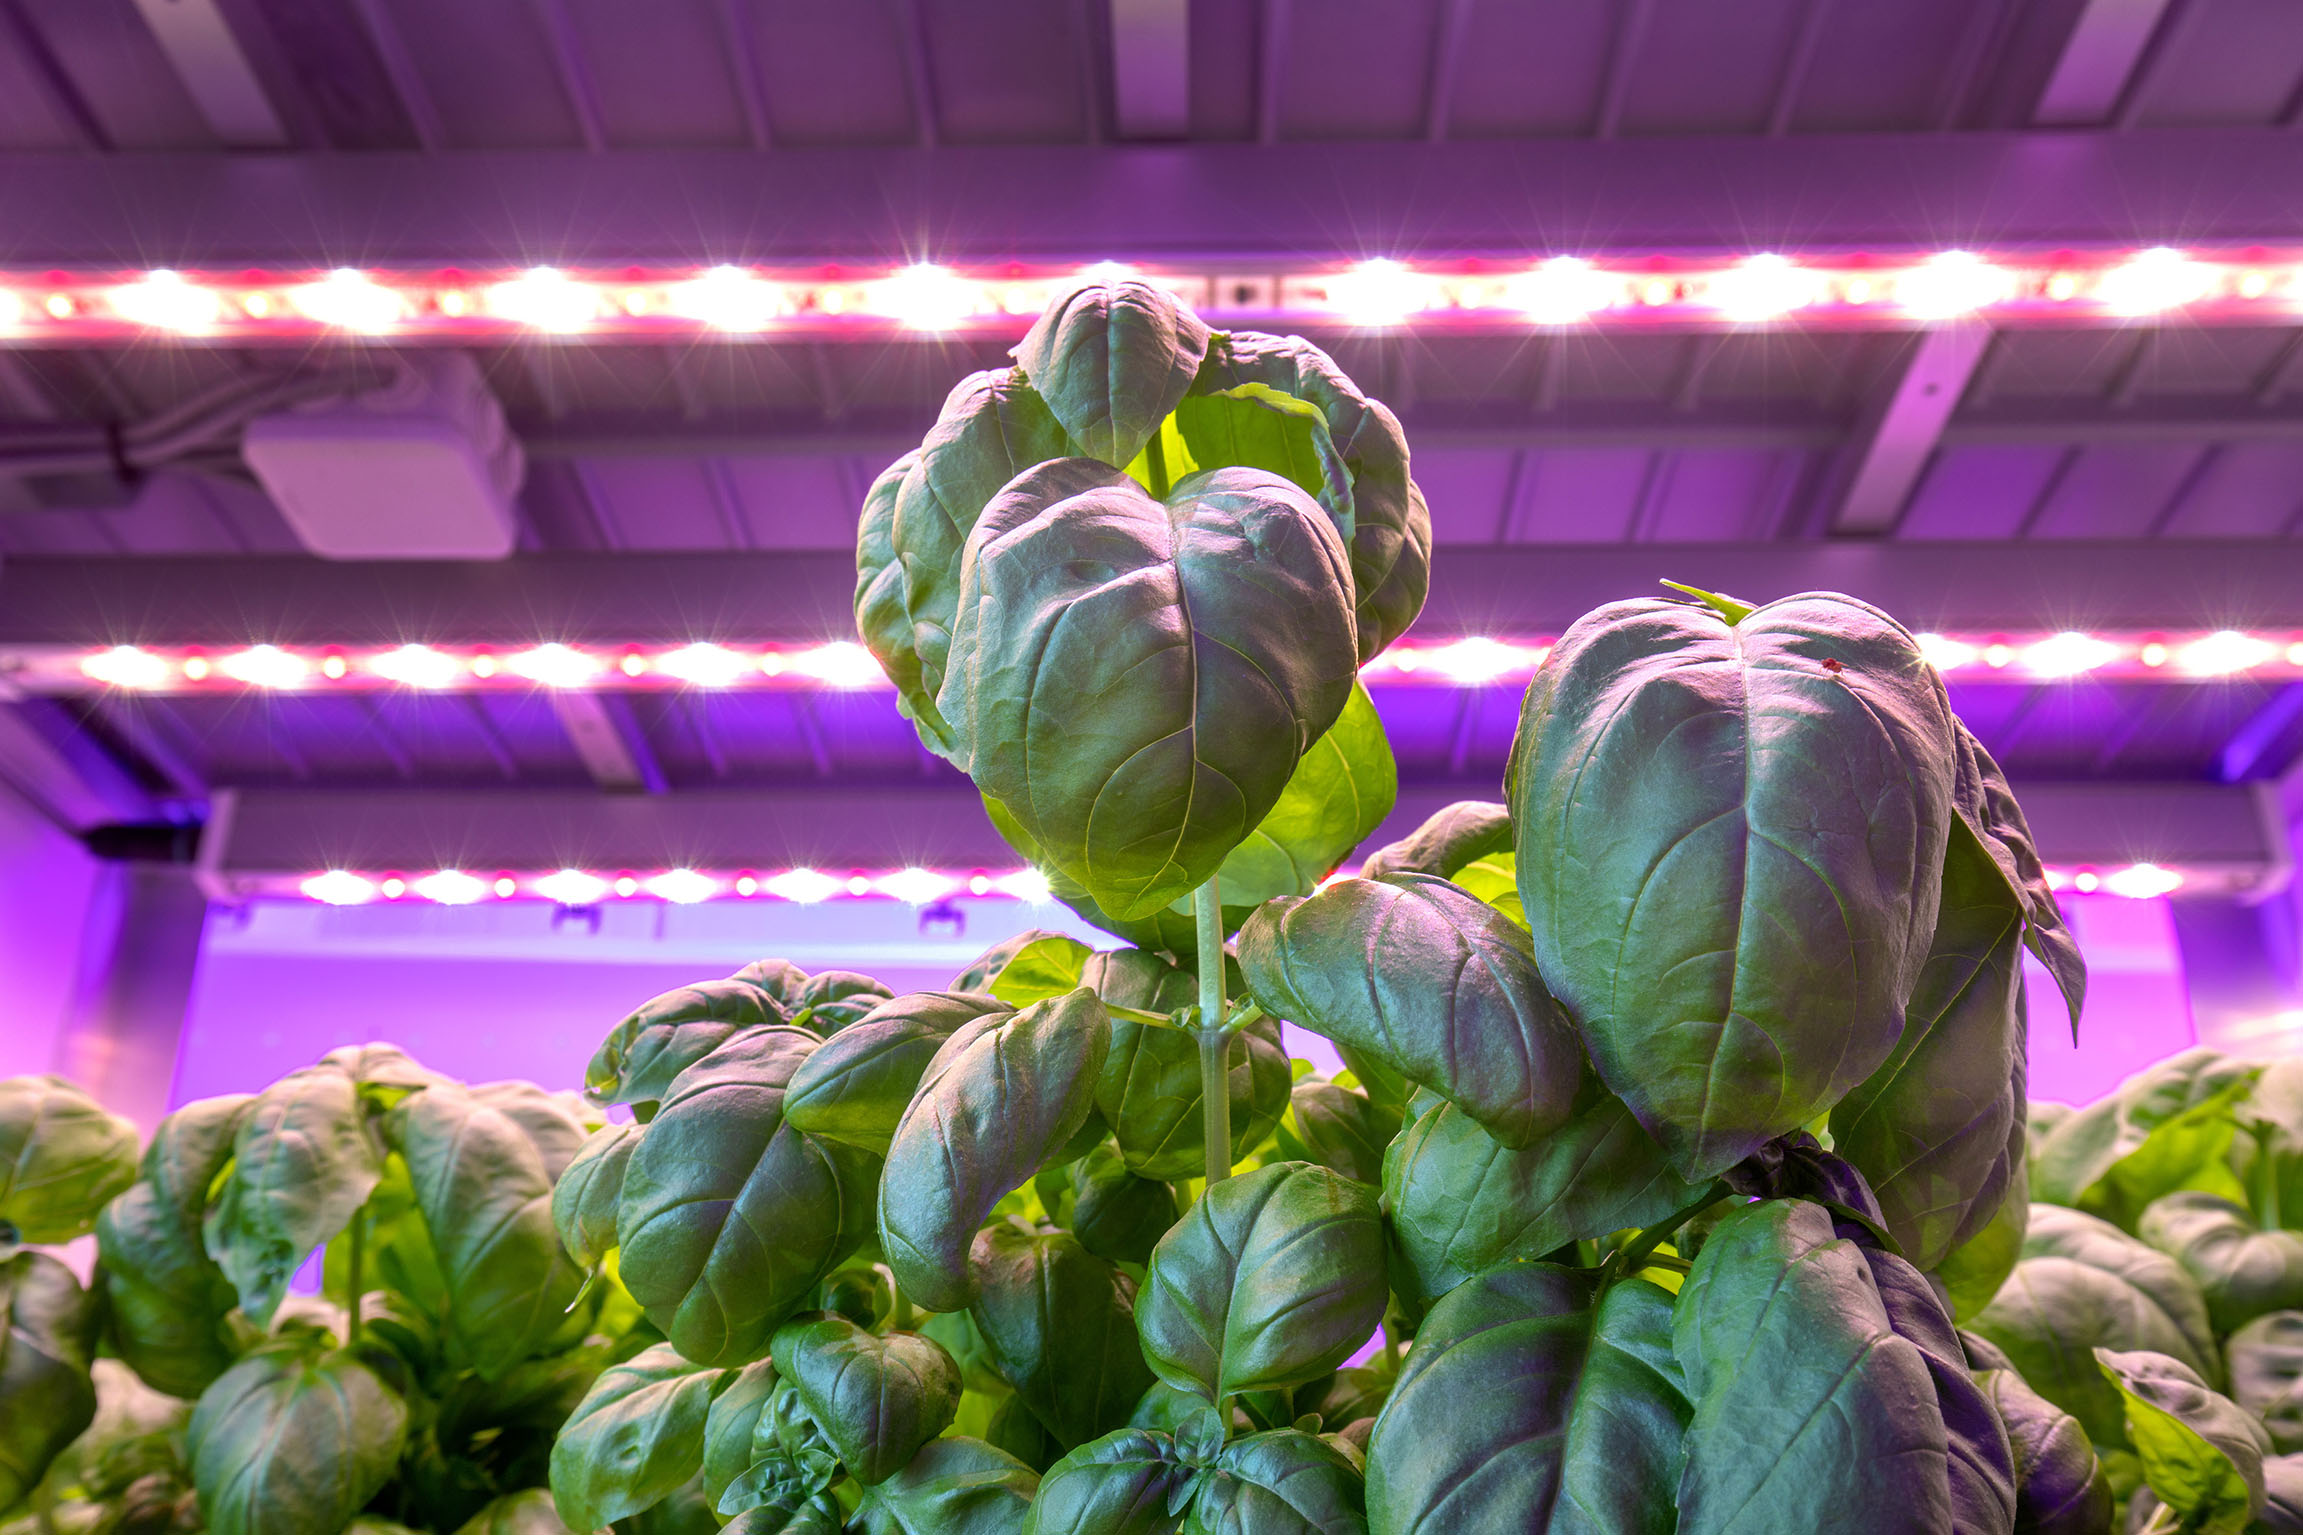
[265,859,2174,907]
[4,248,2300,341]
[25,630,2303,697]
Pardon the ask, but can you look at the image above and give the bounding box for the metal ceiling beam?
[127,0,289,147]
[1826,326,1995,534]
[197,778,2288,891]
[1109,0,1188,139]
[7,132,2303,268]
[548,692,663,793]
[8,541,2303,650]
[0,698,156,830]
[2033,0,2178,125]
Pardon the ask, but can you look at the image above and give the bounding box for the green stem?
[1379,1304,1402,1375]
[1195,879,1233,1187]
[2254,1122,2283,1232]
[344,1207,365,1346]
[1616,1181,1732,1279]
[1146,425,1172,499]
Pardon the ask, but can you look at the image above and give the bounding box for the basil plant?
[0,1044,678,1535]
[529,278,2116,1535]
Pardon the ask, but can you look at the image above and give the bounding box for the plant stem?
[344,1208,365,1346]
[1615,1181,1732,1279]
[1195,879,1233,1187]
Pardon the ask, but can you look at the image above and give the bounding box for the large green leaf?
[1950,722,2086,1031]
[878,371,1078,750]
[1066,1145,1180,1268]
[0,1076,138,1245]
[1022,1427,1195,1535]
[1970,1204,2220,1445]
[551,1345,728,1531]
[2241,1058,2303,1230]
[1236,874,1583,1149]
[451,1488,579,1535]
[769,1315,960,1485]
[585,973,793,1115]
[2140,1192,2303,1335]
[0,1252,101,1515]
[552,1121,638,1271]
[616,1027,880,1366]
[1358,801,1512,883]
[951,931,1089,998]
[1930,1156,2030,1324]
[386,1082,589,1378]
[187,1344,408,1535]
[94,1094,253,1398]
[2031,1049,2261,1230]
[939,457,1356,921]
[986,688,1394,955]
[203,1066,385,1325]
[1192,329,1432,662]
[1137,1161,1386,1404]
[879,989,1110,1313]
[1834,817,2029,1270]
[970,1222,1154,1452]
[1012,279,1210,471]
[1673,1199,2013,1535]
[2096,1348,2268,1535]
[1364,1264,1686,1534]
[1973,1367,2110,1535]
[1274,1081,1399,1188]
[1186,1428,1367,1535]
[2229,1312,2303,1455]
[1381,1095,1704,1315]
[1505,592,1960,1179]
[782,969,894,1035]
[699,1357,778,1509]
[784,992,1011,1157]
[851,1436,1039,1535]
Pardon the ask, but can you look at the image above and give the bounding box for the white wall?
[0,787,108,1080]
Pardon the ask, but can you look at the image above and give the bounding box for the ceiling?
[2,0,2302,877]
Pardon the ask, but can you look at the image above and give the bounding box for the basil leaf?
[1381,1096,1704,1314]
[785,992,1012,1156]
[547,1343,728,1532]
[2230,1312,2303,1455]
[1013,279,1210,470]
[951,930,1087,997]
[1068,1145,1180,1268]
[970,1222,1155,1452]
[1835,817,2028,1270]
[940,458,1356,922]
[724,1490,844,1535]
[552,1121,638,1272]
[616,1027,880,1365]
[0,1253,101,1513]
[1274,1082,1399,1188]
[1366,1264,1684,1533]
[1237,875,1583,1149]
[585,974,792,1115]
[1098,1007,1289,1183]
[2139,1192,2303,1335]
[0,1076,138,1245]
[1447,851,1525,928]
[1970,1204,2219,1445]
[2096,1347,2268,1534]
[768,1315,960,1485]
[700,1358,779,1509]
[1950,722,2086,1030]
[851,1436,1040,1535]
[1674,1199,2009,1535]
[386,1082,588,1379]
[2031,1048,2260,1228]
[187,1345,408,1535]
[203,1066,385,1325]
[1358,801,1512,883]
[1194,330,1432,662]
[880,989,1110,1314]
[790,971,894,1035]
[94,1094,253,1398]
[1138,1162,1386,1403]
[1186,1427,1366,1535]
[1507,593,1960,1179]
[1024,1427,1194,1535]
[450,1487,579,1535]
[1929,1159,2029,1323]
[1974,1367,2112,1535]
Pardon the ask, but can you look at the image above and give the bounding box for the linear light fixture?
[272,860,2170,907]
[26,630,2303,697]
[5,249,2301,341]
